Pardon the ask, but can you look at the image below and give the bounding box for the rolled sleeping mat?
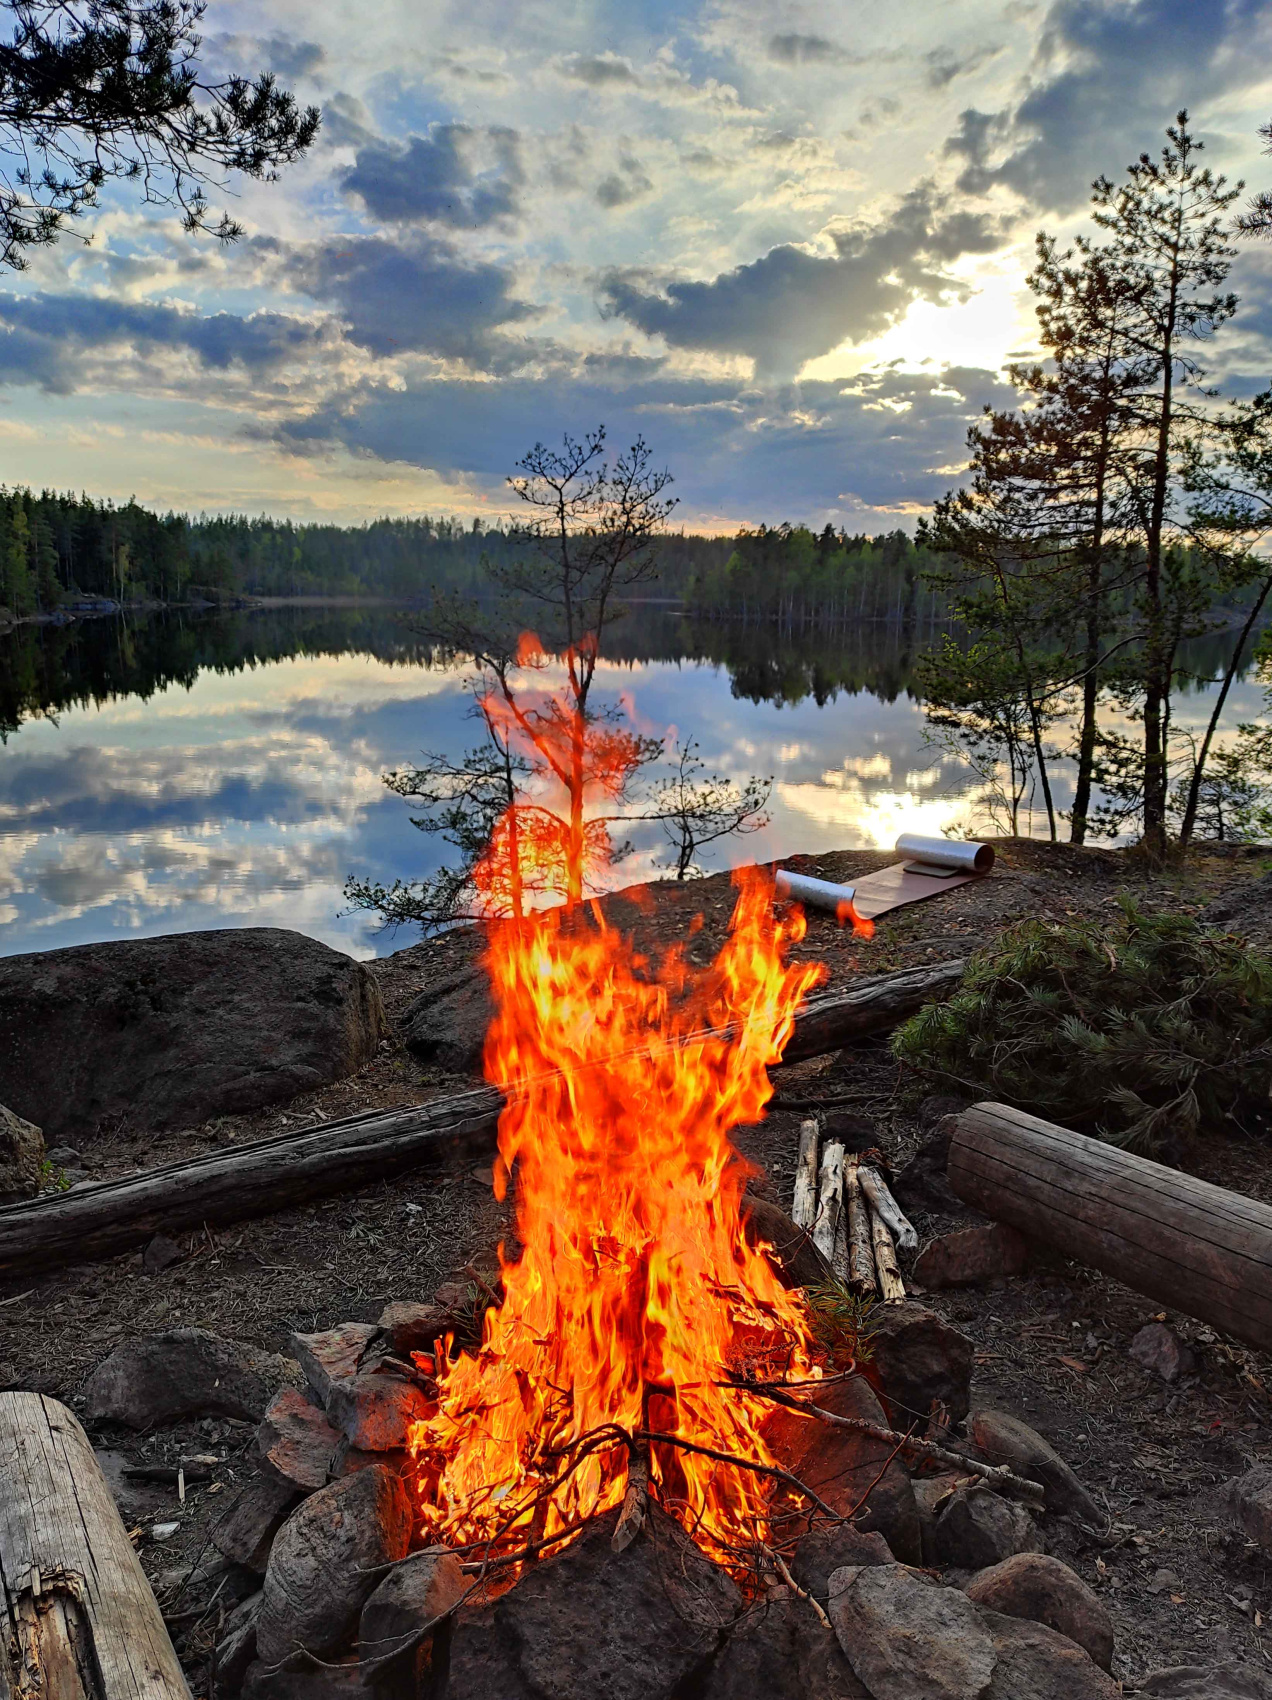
[774,868,858,919]
[894,833,995,876]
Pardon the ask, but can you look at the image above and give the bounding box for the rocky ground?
[4,838,1272,1693]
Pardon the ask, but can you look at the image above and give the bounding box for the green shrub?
[891,898,1272,1156]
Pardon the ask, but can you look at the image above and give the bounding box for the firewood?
[0,1392,190,1699]
[610,1455,648,1554]
[858,1164,918,1253]
[791,1119,819,1230]
[870,1209,906,1304]
[813,1141,846,1264]
[844,1158,877,1295]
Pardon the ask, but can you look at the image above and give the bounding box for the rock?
[790,1524,894,1604]
[0,1102,43,1203]
[329,1438,410,1481]
[969,1408,1102,1525]
[151,1520,181,1541]
[1137,1667,1272,1698]
[0,928,384,1141]
[827,1564,997,1700]
[212,1475,301,1572]
[982,1607,1118,1698]
[212,1590,261,1699]
[1225,1465,1272,1551]
[821,1110,880,1149]
[913,1224,1028,1290]
[85,1329,302,1427]
[742,1191,831,1287]
[45,1145,80,1165]
[141,1234,184,1274]
[444,1504,741,1700]
[290,1323,380,1406]
[325,1373,429,1451]
[701,1593,869,1699]
[895,1124,964,1215]
[964,1552,1113,1670]
[376,1301,451,1358]
[867,1301,974,1426]
[935,1484,1044,1570]
[913,1473,968,1566]
[399,965,492,1075]
[358,1547,465,1689]
[256,1466,412,1665]
[257,1389,340,1492]
[241,1659,369,1698]
[1129,1322,1196,1383]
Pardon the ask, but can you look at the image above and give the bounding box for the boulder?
[913,1473,969,1567]
[325,1373,429,1452]
[981,1607,1118,1699]
[85,1329,302,1427]
[256,1466,412,1665]
[444,1504,740,1700]
[1137,1668,1272,1698]
[141,1234,184,1274]
[964,1552,1114,1671]
[913,1224,1027,1290]
[0,928,384,1141]
[827,1564,996,1700]
[398,965,492,1075]
[969,1408,1102,1525]
[330,1438,410,1481]
[358,1547,465,1689]
[1129,1322,1196,1383]
[212,1475,301,1572]
[212,1590,261,1699]
[376,1301,451,1359]
[1226,1465,1272,1552]
[867,1301,974,1427]
[894,1122,964,1216]
[742,1192,831,1287]
[290,1323,380,1406]
[763,1372,922,1564]
[790,1524,894,1604]
[701,1593,869,1699]
[0,1102,43,1203]
[934,1484,1044,1570]
[257,1389,340,1492]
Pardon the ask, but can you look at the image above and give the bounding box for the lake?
[0,604,1263,959]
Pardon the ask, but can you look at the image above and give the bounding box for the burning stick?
[843,1157,877,1296]
[812,1140,846,1264]
[611,1453,649,1554]
[858,1164,917,1253]
[791,1119,819,1231]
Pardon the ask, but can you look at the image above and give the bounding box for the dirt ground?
[5,837,1272,1691]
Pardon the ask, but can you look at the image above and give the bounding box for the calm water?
[0,605,1263,959]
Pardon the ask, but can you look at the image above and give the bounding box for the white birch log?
[791,1120,820,1231]
[870,1208,906,1304]
[859,1165,918,1253]
[812,1140,846,1264]
[844,1158,877,1295]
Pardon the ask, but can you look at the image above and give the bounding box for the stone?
[867,1302,974,1427]
[969,1408,1102,1525]
[212,1590,261,1699]
[151,1521,181,1541]
[443,1504,741,1700]
[45,1145,80,1166]
[701,1593,869,1699]
[742,1191,830,1287]
[827,1564,996,1700]
[934,1484,1044,1570]
[257,1388,340,1491]
[141,1234,184,1274]
[212,1475,301,1572]
[1137,1667,1272,1698]
[913,1473,968,1567]
[256,1466,412,1665]
[325,1373,429,1451]
[241,1659,369,1698]
[399,964,493,1075]
[358,1547,465,1689]
[0,928,384,1141]
[763,1372,922,1564]
[913,1224,1028,1290]
[1129,1322,1195,1383]
[964,1552,1114,1671]
[0,1102,43,1203]
[85,1329,302,1428]
[1225,1465,1272,1551]
[982,1608,1118,1698]
[290,1323,379,1405]
[790,1524,894,1604]
[329,1438,410,1481]
[894,1124,964,1216]
[376,1301,451,1359]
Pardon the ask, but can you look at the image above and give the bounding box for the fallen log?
[812,1140,846,1265]
[0,959,963,1277]
[948,1101,1272,1353]
[0,1392,190,1699]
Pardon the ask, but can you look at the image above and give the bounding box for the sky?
[2,0,1272,532]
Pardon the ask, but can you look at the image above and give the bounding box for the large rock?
[444,1504,740,1700]
[85,1329,301,1427]
[325,1373,429,1452]
[934,1484,1044,1570]
[913,1224,1027,1290]
[969,1408,1102,1524]
[290,1323,380,1406]
[376,1301,451,1359]
[1137,1668,1272,1698]
[827,1564,997,1700]
[763,1373,922,1564]
[358,1548,465,1690]
[894,1122,964,1215]
[1226,1465,1272,1552]
[212,1591,262,1700]
[211,1475,300,1572]
[257,1388,340,1492]
[398,965,492,1075]
[982,1607,1118,1698]
[702,1593,869,1699]
[0,1102,44,1203]
[256,1466,412,1665]
[790,1524,894,1604]
[0,928,384,1141]
[965,1552,1112,1670]
[867,1302,974,1427]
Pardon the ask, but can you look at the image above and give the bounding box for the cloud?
[923,44,1000,89]
[599,186,1006,376]
[208,33,326,80]
[767,33,850,66]
[558,52,639,85]
[596,153,654,208]
[945,0,1272,211]
[341,125,522,228]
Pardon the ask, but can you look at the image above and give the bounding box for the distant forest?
[0,486,937,625]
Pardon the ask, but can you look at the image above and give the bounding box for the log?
[859,1164,918,1253]
[791,1120,820,1231]
[870,1210,905,1304]
[0,960,964,1278]
[947,1101,1272,1353]
[0,1393,190,1699]
[813,1141,846,1264]
[844,1160,877,1295]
